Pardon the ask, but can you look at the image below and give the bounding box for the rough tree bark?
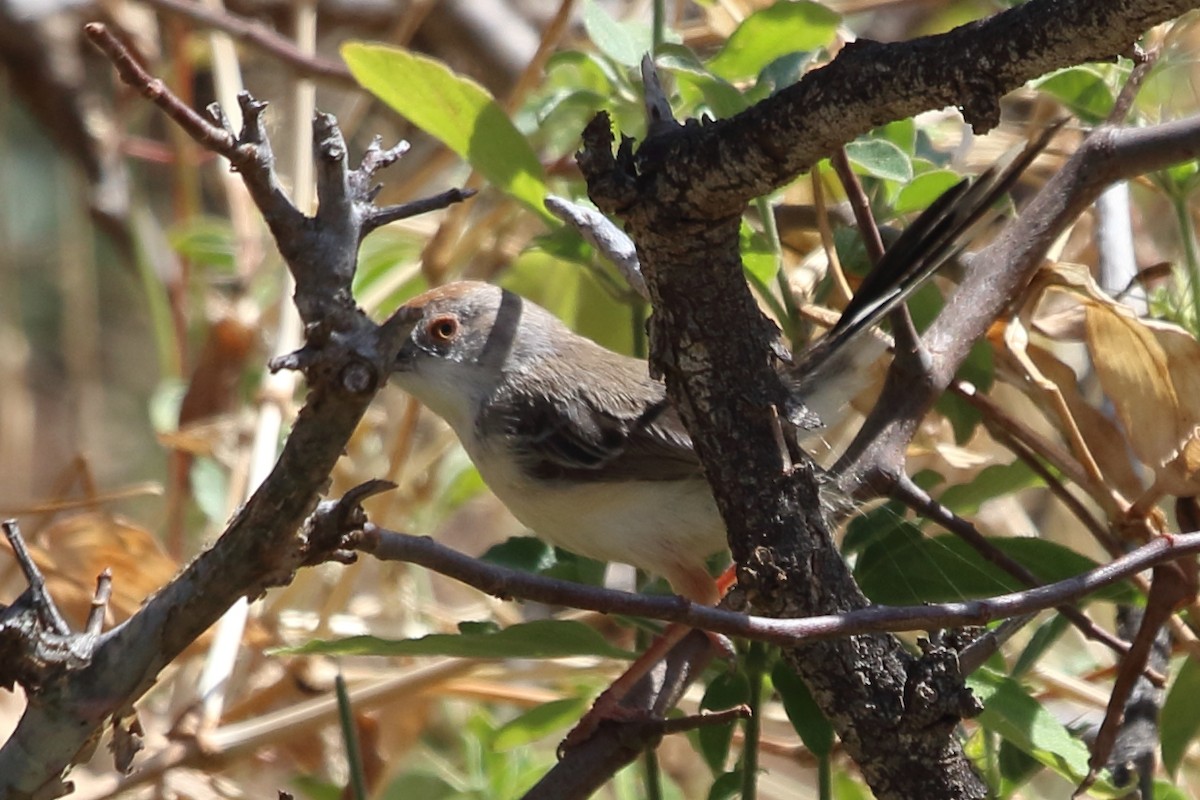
[576,0,1200,797]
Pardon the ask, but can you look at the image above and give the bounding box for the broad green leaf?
[708,2,839,81]
[494,698,588,750]
[378,772,459,800]
[841,502,916,555]
[292,775,343,800]
[876,118,917,155]
[845,138,913,183]
[341,43,550,221]
[480,536,557,573]
[938,460,1042,517]
[699,670,750,773]
[854,527,1134,605]
[894,170,961,214]
[658,44,748,117]
[707,770,743,800]
[740,221,779,285]
[1011,613,1071,678]
[969,669,1120,795]
[748,51,816,101]
[541,547,608,587]
[997,736,1042,793]
[1151,781,1191,800]
[284,619,633,660]
[1162,655,1200,775]
[772,661,833,756]
[582,0,653,67]
[1034,65,1115,124]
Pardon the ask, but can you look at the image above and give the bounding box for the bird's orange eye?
[427,316,459,343]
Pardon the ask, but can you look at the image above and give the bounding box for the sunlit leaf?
[494,698,588,750]
[741,221,779,285]
[938,460,1042,517]
[708,2,839,81]
[582,0,653,67]
[1034,65,1116,124]
[894,170,961,214]
[342,42,550,220]
[969,669,1120,795]
[1161,655,1200,776]
[845,138,913,183]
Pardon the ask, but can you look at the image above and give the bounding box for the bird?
[389,128,1052,607]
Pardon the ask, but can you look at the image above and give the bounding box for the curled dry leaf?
[0,512,179,628]
[1084,303,1200,497]
[1036,261,1200,498]
[1024,343,1146,503]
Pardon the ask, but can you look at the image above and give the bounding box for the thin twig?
[143,0,355,85]
[362,524,1200,647]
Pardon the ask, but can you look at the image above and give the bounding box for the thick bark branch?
[579,2,1195,798]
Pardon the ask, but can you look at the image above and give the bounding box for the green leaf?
[969,669,1119,794]
[997,736,1042,793]
[582,0,652,67]
[1034,65,1115,124]
[493,698,588,750]
[480,536,558,573]
[341,42,550,221]
[541,548,608,587]
[707,770,743,800]
[749,51,816,100]
[772,661,833,756]
[935,338,993,443]
[893,170,961,214]
[841,502,915,555]
[1011,613,1071,678]
[708,2,839,81]
[740,221,779,285]
[938,460,1042,517]
[284,619,633,660]
[1161,655,1200,775]
[876,118,916,155]
[658,44,748,117]
[378,772,459,800]
[854,528,1134,605]
[845,138,913,183]
[439,461,487,512]
[190,457,229,525]
[698,670,750,773]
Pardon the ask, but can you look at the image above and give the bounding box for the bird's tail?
[791,121,1062,429]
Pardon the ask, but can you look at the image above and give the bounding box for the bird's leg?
[559,567,738,754]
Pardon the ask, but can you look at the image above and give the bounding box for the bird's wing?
[480,371,703,484]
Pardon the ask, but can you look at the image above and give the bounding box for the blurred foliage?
[3,1,1200,799]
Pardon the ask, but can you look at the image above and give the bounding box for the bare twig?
[362,525,1200,647]
[143,0,356,85]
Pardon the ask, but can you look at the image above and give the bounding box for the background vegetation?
[3,0,1200,798]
